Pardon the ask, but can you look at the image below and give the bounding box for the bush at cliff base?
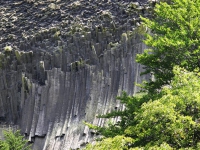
[0,130,31,150]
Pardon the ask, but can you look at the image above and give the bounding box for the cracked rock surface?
[0,0,152,149]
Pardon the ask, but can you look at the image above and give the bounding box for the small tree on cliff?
[0,130,31,150]
[137,0,200,91]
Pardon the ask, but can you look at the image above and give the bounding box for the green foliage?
[84,135,134,150]
[85,0,200,149]
[0,130,31,150]
[129,142,174,150]
[85,67,200,149]
[85,90,164,138]
[128,67,200,148]
[137,0,200,91]
[84,92,154,138]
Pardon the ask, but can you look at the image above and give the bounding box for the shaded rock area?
[0,0,153,149]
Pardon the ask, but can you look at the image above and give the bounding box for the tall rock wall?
[0,0,153,149]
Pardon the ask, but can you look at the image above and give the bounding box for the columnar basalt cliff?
[0,0,153,149]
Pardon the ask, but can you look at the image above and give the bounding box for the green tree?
[85,0,200,149]
[0,130,31,150]
[84,136,133,150]
[85,67,200,149]
[137,0,200,91]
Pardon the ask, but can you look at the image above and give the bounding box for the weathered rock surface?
[0,0,153,149]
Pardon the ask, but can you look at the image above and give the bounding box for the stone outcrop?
[0,0,153,149]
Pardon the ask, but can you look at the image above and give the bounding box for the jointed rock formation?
[0,0,153,149]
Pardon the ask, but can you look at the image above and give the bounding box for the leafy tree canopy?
[85,0,200,149]
[137,0,200,91]
[85,66,200,149]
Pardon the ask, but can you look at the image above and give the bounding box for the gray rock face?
[0,0,152,149]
